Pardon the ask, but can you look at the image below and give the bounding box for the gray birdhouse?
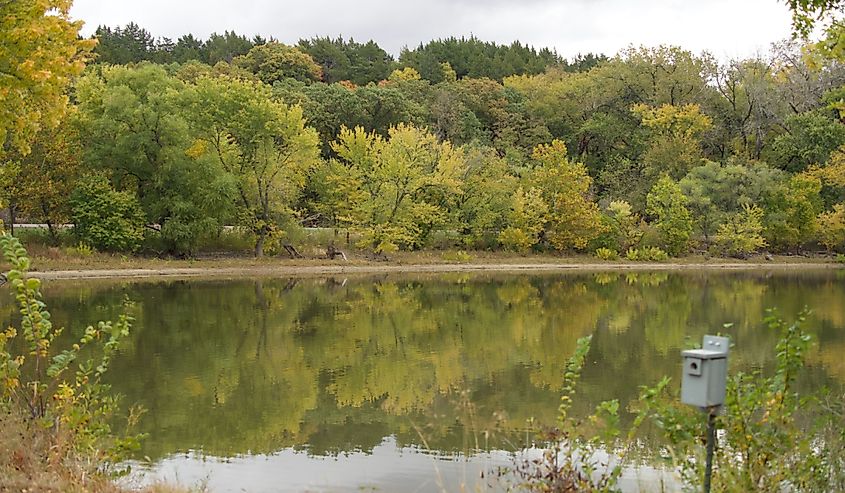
[681,335,729,409]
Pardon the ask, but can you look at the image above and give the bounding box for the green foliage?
[528,140,606,251]
[93,23,154,65]
[646,176,693,256]
[632,103,712,183]
[441,250,472,262]
[454,146,517,248]
[297,36,392,86]
[233,42,323,84]
[398,36,562,82]
[680,160,786,243]
[715,203,767,257]
[185,76,320,256]
[635,310,842,492]
[594,247,619,260]
[763,173,823,252]
[499,187,548,252]
[624,246,669,261]
[75,63,237,254]
[597,200,644,252]
[0,234,136,460]
[767,110,845,173]
[69,175,146,252]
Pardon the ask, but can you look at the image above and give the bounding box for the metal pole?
[704,408,716,493]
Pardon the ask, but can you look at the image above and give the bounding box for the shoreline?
[29,260,842,281]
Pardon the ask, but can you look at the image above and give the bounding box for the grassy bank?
[9,226,842,274]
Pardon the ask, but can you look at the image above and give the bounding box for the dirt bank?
[28,261,841,280]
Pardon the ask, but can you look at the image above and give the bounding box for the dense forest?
[5,22,845,258]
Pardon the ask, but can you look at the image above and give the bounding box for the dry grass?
[0,410,192,493]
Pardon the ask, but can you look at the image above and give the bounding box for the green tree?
[454,145,516,247]
[13,116,82,242]
[173,33,206,63]
[633,103,712,182]
[234,42,323,85]
[599,200,644,252]
[92,23,153,64]
[0,0,95,158]
[646,175,693,256]
[767,110,845,173]
[680,160,786,243]
[763,173,823,252]
[498,186,547,252]
[69,174,146,251]
[185,76,320,256]
[75,63,236,254]
[204,30,254,64]
[297,37,392,86]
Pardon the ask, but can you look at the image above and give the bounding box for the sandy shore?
[28,261,841,280]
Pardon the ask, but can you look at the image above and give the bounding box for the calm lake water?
[10,269,845,492]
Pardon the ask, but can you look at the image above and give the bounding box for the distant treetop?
[89,24,605,84]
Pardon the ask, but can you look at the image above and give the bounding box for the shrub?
[63,241,95,258]
[442,250,473,262]
[594,247,619,260]
[646,176,693,256]
[498,226,536,253]
[715,203,767,257]
[625,246,668,261]
[69,175,146,252]
[817,203,845,252]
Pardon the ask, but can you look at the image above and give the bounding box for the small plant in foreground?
[504,336,632,492]
[0,232,140,470]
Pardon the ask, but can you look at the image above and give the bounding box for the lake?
[12,269,845,492]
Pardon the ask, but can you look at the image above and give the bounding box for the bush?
[625,246,669,261]
[498,226,536,253]
[594,247,619,260]
[442,250,473,262]
[715,203,767,257]
[69,175,146,252]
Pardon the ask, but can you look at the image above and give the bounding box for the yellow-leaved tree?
[526,140,605,251]
[0,0,94,159]
[330,124,464,253]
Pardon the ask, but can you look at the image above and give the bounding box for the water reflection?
[12,270,843,473]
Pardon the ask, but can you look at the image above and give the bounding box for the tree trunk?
[8,204,15,237]
[254,231,265,257]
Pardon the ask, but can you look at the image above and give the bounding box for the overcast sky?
[70,0,795,60]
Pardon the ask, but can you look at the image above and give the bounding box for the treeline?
[92,23,594,85]
[7,27,845,258]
